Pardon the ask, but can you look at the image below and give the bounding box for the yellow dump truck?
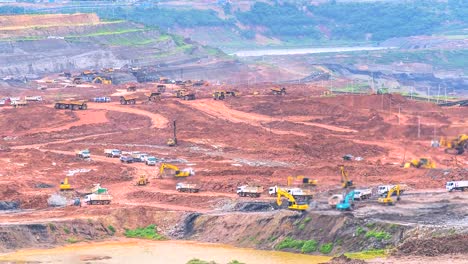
[54,100,88,110]
[120,95,137,105]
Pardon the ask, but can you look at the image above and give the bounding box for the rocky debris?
[397,234,468,257]
[321,255,366,264]
[35,183,54,188]
[232,201,275,212]
[0,201,20,210]
[47,194,67,207]
[168,213,202,239]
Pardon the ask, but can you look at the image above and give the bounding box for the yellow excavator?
[276,187,308,211]
[60,176,73,191]
[404,158,436,169]
[92,76,112,85]
[441,134,468,155]
[378,185,401,205]
[158,163,193,178]
[339,165,353,188]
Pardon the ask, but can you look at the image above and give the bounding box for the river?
[0,240,331,264]
[231,46,395,57]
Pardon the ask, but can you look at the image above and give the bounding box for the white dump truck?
[104,149,121,158]
[237,185,263,197]
[354,188,372,200]
[268,186,288,196]
[84,193,112,205]
[25,96,43,102]
[446,181,468,192]
[176,183,200,193]
[378,185,406,197]
[328,194,344,208]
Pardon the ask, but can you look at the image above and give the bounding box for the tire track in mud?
[89,102,168,129]
[178,99,356,135]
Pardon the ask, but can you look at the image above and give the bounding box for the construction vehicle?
[237,185,263,197]
[54,100,88,110]
[446,181,468,192]
[145,156,157,166]
[59,176,73,191]
[92,76,112,85]
[145,92,161,102]
[213,90,237,100]
[157,84,167,93]
[167,120,177,147]
[180,90,196,100]
[25,96,43,102]
[268,186,289,196]
[339,165,353,188]
[271,87,286,95]
[76,149,90,159]
[328,194,344,209]
[126,85,137,92]
[378,185,401,205]
[120,95,137,105]
[176,182,200,193]
[120,155,134,163]
[93,97,111,103]
[84,192,112,205]
[11,100,28,108]
[353,188,372,200]
[404,158,436,169]
[276,187,308,211]
[441,134,468,155]
[72,77,83,84]
[104,149,121,158]
[287,176,317,187]
[136,175,149,186]
[336,190,355,210]
[158,163,194,178]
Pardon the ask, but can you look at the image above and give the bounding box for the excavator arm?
[159,163,190,178]
[379,185,400,205]
[339,165,353,188]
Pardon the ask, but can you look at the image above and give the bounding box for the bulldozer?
[136,175,149,186]
[378,185,401,205]
[276,187,308,211]
[339,165,353,188]
[404,158,436,169]
[158,163,194,178]
[441,134,468,155]
[60,176,73,191]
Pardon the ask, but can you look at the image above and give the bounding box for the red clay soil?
[397,234,468,256]
[0,82,466,214]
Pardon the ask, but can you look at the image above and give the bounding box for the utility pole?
[417,116,421,138]
[398,106,401,125]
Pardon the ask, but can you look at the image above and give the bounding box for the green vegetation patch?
[365,230,391,241]
[124,224,165,240]
[345,249,387,260]
[319,243,334,254]
[107,225,116,235]
[65,237,79,244]
[276,237,319,254]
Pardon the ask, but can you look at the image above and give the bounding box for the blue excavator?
[336,190,355,211]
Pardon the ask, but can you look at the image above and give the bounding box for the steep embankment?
[0,13,231,77]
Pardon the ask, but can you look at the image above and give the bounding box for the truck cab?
[146,156,157,166]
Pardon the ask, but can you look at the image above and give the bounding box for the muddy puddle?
[0,240,331,264]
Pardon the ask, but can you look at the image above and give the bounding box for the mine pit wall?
[0,207,408,255]
[183,211,410,254]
